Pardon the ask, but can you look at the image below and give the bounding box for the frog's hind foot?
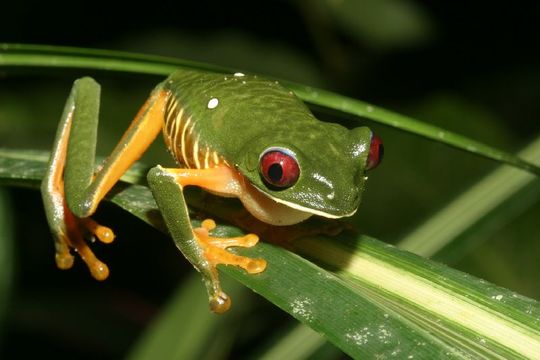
[54,210,115,281]
[194,219,267,313]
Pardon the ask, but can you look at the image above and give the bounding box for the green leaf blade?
[1,44,539,358]
[294,236,540,359]
[1,43,539,175]
[2,150,539,358]
[399,136,540,260]
[288,85,540,176]
[127,274,243,360]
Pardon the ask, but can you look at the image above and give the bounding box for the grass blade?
[127,274,215,360]
[1,43,539,175]
[1,149,538,359]
[127,275,244,360]
[294,236,540,359]
[288,84,540,175]
[258,324,326,360]
[399,135,540,257]
[0,43,225,75]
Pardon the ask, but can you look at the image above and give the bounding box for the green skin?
[162,71,372,217]
[41,69,373,312]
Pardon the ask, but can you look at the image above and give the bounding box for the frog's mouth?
[238,182,357,226]
[263,189,357,219]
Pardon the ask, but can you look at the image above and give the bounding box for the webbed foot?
[194,219,266,313]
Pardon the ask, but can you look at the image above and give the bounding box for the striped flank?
[163,95,225,169]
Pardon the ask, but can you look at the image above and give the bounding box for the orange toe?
[81,217,116,243]
[194,219,266,276]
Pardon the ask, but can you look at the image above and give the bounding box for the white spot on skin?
[313,173,336,201]
[351,143,367,157]
[366,105,374,112]
[492,294,503,301]
[234,72,245,77]
[313,173,333,189]
[207,98,219,109]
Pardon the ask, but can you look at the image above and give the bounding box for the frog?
[41,69,384,313]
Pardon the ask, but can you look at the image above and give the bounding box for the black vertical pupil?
[268,163,283,182]
[378,144,385,162]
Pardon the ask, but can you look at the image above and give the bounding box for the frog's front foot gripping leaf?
[146,165,267,313]
[193,219,266,312]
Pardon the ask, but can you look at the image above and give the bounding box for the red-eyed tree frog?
[41,70,384,313]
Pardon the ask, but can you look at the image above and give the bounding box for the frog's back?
[160,69,324,168]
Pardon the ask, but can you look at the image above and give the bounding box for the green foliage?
[313,0,434,48]
[2,44,539,175]
[2,148,539,358]
[1,6,540,354]
[127,152,540,357]
[1,42,539,357]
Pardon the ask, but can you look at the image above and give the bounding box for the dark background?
[1,1,539,358]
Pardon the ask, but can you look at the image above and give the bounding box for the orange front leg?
[147,165,266,313]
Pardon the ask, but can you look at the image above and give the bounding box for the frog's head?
[236,124,383,224]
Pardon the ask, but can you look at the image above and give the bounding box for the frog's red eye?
[259,149,300,188]
[366,133,384,170]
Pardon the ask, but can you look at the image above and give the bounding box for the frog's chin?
[239,182,356,226]
[268,194,357,220]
